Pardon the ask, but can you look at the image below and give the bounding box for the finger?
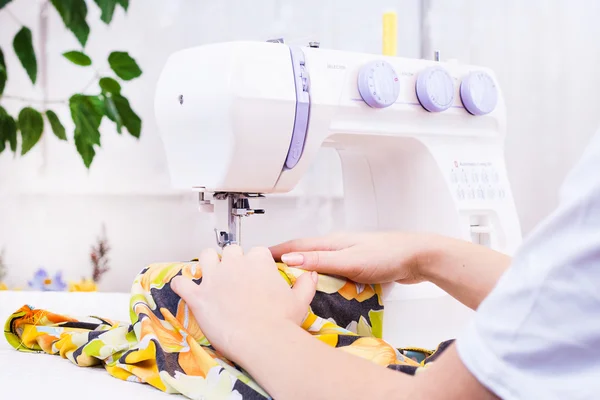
[199,248,220,266]
[247,247,275,263]
[199,248,220,275]
[222,244,244,260]
[282,250,355,276]
[292,271,318,308]
[171,276,200,302]
[269,234,347,261]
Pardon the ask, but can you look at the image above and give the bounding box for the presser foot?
[211,192,265,249]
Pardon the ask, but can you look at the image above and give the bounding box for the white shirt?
[457,130,600,400]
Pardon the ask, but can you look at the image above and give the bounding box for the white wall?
[1,0,598,291]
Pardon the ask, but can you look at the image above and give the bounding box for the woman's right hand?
[269,232,435,285]
[271,231,513,310]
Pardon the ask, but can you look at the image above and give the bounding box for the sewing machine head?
[155,41,317,247]
[154,40,522,347]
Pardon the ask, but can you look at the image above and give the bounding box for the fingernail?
[282,253,304,265]
[311,271,318,284]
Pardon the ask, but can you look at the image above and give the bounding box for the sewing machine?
[154,40,522,348]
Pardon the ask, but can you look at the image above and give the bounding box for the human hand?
[171,245,318,360]
[269,232,433,285]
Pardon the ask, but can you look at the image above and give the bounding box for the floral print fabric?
[4,262,450,399]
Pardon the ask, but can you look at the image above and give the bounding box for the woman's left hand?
[171,245,318,360]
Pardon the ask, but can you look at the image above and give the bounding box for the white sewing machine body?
[155,41,522,348]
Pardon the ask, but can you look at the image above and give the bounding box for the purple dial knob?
[460,71,498,115]
[416,66,455,112]
[357,60,400,108]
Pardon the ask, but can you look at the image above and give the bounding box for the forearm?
[416,234,511,310]
[232,320,417,400]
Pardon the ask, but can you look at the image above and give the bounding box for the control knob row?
[357,61,497,115]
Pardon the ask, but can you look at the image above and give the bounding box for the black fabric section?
[118,349,135,364]
[232,373,269,399]
[57,321,101,330]
[147,270,184,320]
[335,334,363,348]
[72,342,84,363]
[424,339,454,364]
[153,338,185,375]
[147,272,202,321]
[309,289,383,330]
[88,330,105,340]
[71,331,110,363]
[387,364,418,375]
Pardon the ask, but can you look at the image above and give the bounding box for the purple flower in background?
[28,268,67,291]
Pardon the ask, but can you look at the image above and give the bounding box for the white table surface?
[0,291,174,399]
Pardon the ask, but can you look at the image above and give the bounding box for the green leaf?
[106,94,141,138]
[0,66,6,96]
[93,0,117,24]
[99,78,123,133]
[108,52,142,81]
[116,0,128,11]
[69,94,105,168]
[0,47,6,95]
[8,119,17,152]
[2,113,17,154]
[18,107,44,155]
[69,94,104,144]
[74,133,95,168]
[13,27,37,85]
[104,96,122,133]
[46,110,67,141]
[99,77,121,94]
[62,50,92,66]
[0,0,13,10]
[0,106,17,154]
[50,0,90,47]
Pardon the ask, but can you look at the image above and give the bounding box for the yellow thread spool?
[382,11,397,56]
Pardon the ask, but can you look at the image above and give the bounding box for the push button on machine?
[477,187,485,199]
[492,171,500,183]
[451,164,503,202]
[481,170,489,183]
[450,170,458,183]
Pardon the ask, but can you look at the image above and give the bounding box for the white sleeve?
[456,130,600,400]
